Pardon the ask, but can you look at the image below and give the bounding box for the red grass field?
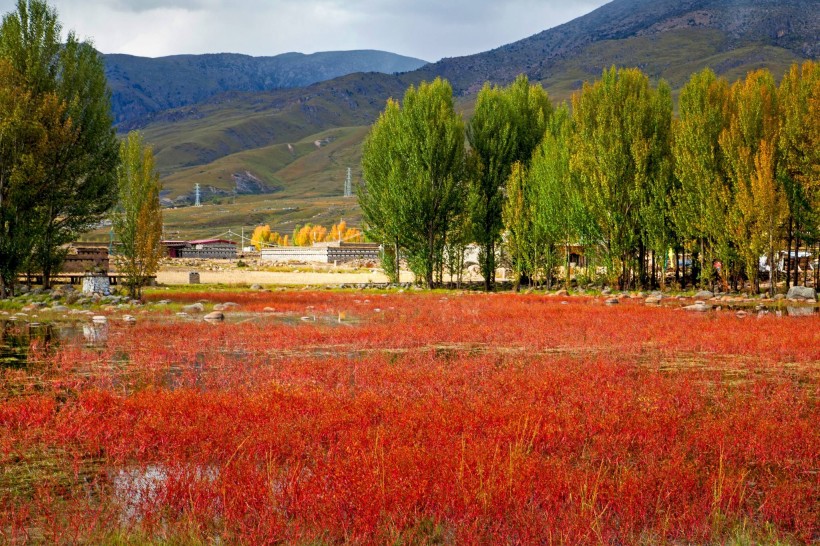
[1,291,818,544]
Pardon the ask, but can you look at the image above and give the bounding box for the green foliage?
[671,68,733,287]
[570,67,673,289]
[360,78,466,287]
[113,131,163,299]
[467,75,552,290]
[0,0,118,289]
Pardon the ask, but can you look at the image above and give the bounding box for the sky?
[0,0,609,61]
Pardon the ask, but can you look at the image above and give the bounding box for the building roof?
[187,239,236,245]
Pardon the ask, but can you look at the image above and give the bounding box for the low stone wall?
[261,243,380,264]
[82,273,111,296]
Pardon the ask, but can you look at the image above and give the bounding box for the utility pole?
[194,183,202,207]
[344,168,352,198]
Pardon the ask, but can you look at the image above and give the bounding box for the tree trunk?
[793,237,800,286]
[785,217,793,290]
[394,240,400,284]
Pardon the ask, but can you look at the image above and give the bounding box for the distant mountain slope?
[135,0,817,219]
[105,50,428,125]
[413,0,818,93]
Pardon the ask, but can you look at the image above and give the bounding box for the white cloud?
[0,0,609,60]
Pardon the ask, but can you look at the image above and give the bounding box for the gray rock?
[645,297,661,305]
[123,315,137,324]
[787,306,817,317]
[250,284,262,290]
[213,303,226,311]
[51,305,69,312]
[604,298,619,305]
[694,290,714,299]
[684,302,710,312]
[773,294,785,301]
[786,286,817,301]
[204,311,224,321]
[183,303,205,313]
[736,311,748,318]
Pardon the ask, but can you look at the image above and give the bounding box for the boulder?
[204,311,224,322]
[683,301,710,312]
[786,286,817,301]
[694,290,714,299]
[123,315,137,324]
[645,297,661,305]
[604,298,619,305]
[183,303,205,313]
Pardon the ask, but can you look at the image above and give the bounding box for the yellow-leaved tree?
[719,69,782,294]
[113,131,163,299]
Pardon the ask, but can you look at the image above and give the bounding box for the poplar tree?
[360,78,466,288]
[570,67,672,289]
[527,104,581,289]
[113,131,163,299]
[720,69,781,294]
[468,75,552,291]
[778,61,819,288]
[671,69,732,288]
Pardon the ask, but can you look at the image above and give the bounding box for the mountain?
[413,0,818,94]
[127,0,818,239]
[104,50,428,125]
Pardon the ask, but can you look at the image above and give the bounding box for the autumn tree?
[570,67,673,289]
[468,75,552,290]
[112,131,162,299]
[360,78,466,288]
[720,69,782,294]
[0,60,45,296]
[778,61,819,288]
[527,104,584,289]
[671,69,733,288]
[502,162,531,290]
[0,0,119,288]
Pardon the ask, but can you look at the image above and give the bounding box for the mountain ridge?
[105,49,428,126]
[118,0,818,238]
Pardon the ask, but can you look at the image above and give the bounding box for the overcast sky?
[0,0,609,61]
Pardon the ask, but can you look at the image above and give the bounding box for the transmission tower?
[344,168,352,198]
[194,183,202,207]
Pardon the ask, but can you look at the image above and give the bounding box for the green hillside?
[123,0,817,240]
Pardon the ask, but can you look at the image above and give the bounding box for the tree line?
[250,221,364,249]
[359,64,819,293]
[0,0,162,299]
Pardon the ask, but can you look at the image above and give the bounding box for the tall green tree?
[778,61,819,288]
[720,69,781,294]
[359,78,466,288]
[359,99,405,283]
[502,162,531,290]
[570,67,672,289]
[527,104,581,289]
[0,60,42,296]
[0,0,118,288]
[113,131,163,299]
[671,68,733,288]
[468,75,552,291]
